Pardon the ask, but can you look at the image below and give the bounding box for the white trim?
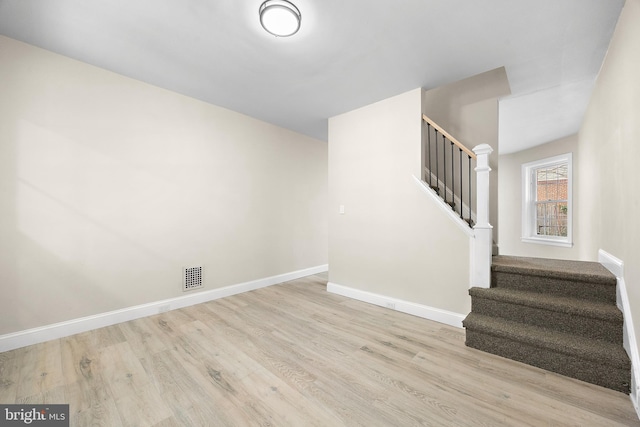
[413,175,475,238]
[598,249,640,417]
[521,153,573,246]
[327,282,465,328]
[469,236,476,288]
[0,264,328,352]
[521,237,573,248]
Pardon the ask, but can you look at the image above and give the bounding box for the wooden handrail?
[422,114,476,160]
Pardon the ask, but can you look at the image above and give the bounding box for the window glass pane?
[536,169,548,200]
[535,201,568,237]
[536,163,567,202]
[534,161,568,238]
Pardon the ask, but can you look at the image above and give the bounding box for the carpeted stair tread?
[463,313,629,369]
[469,287,622,322]
[465,329,630,393]
[492,255,616,285]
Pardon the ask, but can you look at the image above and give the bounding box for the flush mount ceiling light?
[259,0,301,37]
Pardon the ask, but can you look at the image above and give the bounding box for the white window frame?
[521,153,573,247]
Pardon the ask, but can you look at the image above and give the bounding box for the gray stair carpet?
[463,255,630,393]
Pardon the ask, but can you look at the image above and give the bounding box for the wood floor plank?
[60,332,123,426]
[15,339,64,400]
[98,341,152,398]
[179,320,262,381]
[168,401,234,427]
[315,336,506,426]
[1,273,638,426]
[118,317,168,358]
[66,378,123,427]
[17,384,66,405]
[60,332,99,386]
[239,366,342,427]
[157,322,278,426]
[0,348,22,403]
[112,383,173,427]
[142,349,203,409]
[85,324,127,350]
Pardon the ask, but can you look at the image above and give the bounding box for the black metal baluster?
[443,139,447,204]
[427,123,432,186]
[450,141,454,209]
[459,148,463,219]
[434,129,439,194]
[468,155,472,226]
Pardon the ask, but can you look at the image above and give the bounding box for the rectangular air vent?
[183,266,203,291]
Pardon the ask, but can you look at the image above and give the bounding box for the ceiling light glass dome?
[259,0,301,37]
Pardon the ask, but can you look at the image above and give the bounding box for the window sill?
[521,237,573,248]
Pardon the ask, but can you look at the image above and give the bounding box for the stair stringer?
[413,175,474,237]
[424,167,476,225]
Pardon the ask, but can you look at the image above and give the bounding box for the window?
[522,153,572,247]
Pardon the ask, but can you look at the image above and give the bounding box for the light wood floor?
[1,273,638,426]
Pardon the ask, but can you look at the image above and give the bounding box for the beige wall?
[577,0,640,340]
[0,36,328,335]
[423,67,511,242]
[498,134,581,259]
[328,89,471,315]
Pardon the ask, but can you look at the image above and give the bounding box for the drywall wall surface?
[578,0,640,351]
[0,36,328,335]
[329,88,471,315]
[498,134,581,259]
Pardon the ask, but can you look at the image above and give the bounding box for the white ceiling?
[0,0,624,153]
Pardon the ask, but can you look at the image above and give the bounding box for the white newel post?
[472,144,493,288]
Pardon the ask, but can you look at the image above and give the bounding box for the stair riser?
[471,297,622,343]
[466,329,630,393]
[491,271,616,304]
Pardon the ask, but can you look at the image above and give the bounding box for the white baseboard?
[326,282,465,328]
[0,264,328,353]
[599,249,640,416]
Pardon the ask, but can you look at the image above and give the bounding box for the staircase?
[463,255,630,393]
[422,114,477,227]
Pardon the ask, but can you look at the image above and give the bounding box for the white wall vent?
[183,266,204,291]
